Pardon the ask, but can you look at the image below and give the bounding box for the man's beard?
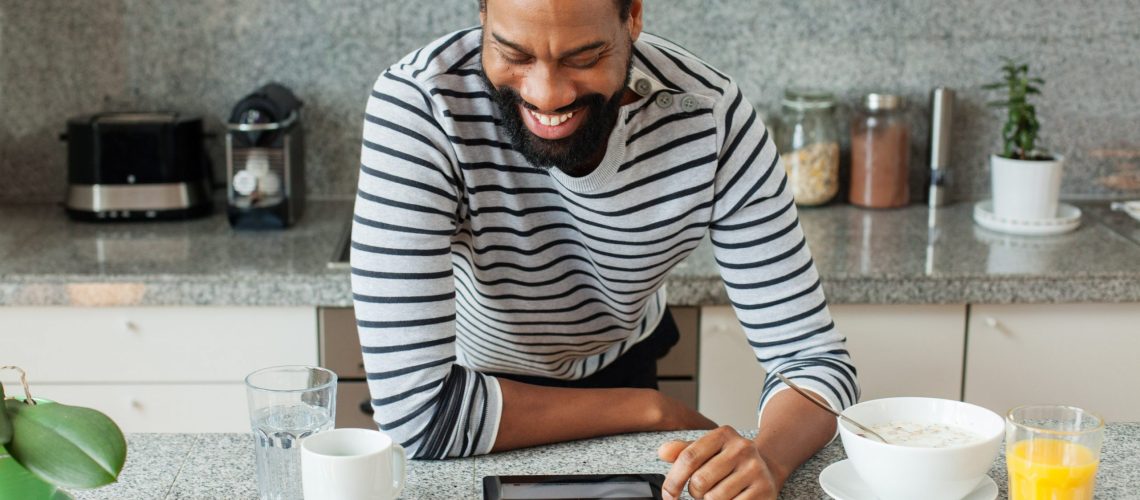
[479,56,632,177]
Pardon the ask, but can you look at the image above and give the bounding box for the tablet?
[483,473,666,500]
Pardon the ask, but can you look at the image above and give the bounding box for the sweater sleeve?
[708,80,860,425]
[352,68,502,459]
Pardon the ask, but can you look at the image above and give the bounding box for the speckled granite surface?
[1,200,1139,306]
[3,1,1139,204]
[68,425,1140,499]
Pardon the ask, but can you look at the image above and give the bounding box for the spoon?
[772,371,890,445]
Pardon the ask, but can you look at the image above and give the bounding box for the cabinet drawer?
[319,307,366,378]
[335,381,377,430]
[658,307,698,377]
[965,303,1140,421]
[17,383,249,433]
[832,304,965,402]
[0,307,317,383]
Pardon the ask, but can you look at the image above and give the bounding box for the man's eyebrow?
[491,32,607,59]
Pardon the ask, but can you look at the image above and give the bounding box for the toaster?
[63,112,213,221]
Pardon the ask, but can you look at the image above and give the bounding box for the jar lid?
[864,93,903,110]
[782,88,835,110]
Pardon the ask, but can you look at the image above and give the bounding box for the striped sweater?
[352,27,859,459]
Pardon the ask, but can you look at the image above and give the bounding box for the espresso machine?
[225,83,304,229]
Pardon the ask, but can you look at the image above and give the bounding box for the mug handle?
[391,444,407,498]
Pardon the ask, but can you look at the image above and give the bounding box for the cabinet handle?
[984,316,1012,335]
[359,400,374,415]
[125,321,140,333]
[130,398,143,410]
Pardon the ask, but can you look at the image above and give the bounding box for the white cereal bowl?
[837,397,1004,500]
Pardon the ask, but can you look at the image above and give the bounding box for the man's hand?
[657,426,778,500]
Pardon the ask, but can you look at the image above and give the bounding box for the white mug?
[301,428,407,500]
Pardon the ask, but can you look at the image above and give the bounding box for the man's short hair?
[477,0,634,21]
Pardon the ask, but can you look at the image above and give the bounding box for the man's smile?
[519,104,588,140]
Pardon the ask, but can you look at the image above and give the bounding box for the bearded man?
[352,1,859,498]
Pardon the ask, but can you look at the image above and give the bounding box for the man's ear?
[627,0,643,42]
[479,10,486,26]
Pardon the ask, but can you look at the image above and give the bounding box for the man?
[352,0,858,497]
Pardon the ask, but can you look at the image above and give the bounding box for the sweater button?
[680,95,698,112]
[655,92,673,108]
[634,78,653,96]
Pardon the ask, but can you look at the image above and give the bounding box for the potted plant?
[983,58,1063,220]
[1,366,126,499]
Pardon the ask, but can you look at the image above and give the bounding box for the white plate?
[1111,200,1140,222]
[819,459,998,500]
[973,200,1081,236]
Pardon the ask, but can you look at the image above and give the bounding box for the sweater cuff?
[477,374,504,455]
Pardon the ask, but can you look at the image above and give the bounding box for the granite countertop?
[70,425,1140,499]
[1,200,1140,307]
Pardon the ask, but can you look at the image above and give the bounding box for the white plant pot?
[990,154,1064,220]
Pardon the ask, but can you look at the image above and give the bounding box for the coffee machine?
[225,83,304,229]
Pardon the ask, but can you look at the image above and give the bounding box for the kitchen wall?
[1,0,1138,203]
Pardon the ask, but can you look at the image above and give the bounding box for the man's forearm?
[491,377,713,452]
[752,389,838,489]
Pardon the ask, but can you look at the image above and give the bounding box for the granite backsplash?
[1,0,1138,203]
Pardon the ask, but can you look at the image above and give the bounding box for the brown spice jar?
[850,94,910,208]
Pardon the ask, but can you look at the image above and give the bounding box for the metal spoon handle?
[772,371,890,444]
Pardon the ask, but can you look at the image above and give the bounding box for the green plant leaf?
[0,382,11,445]
[0,446,74,499]
[4,400,126,489]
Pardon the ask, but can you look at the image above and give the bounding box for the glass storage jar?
[850,93,910,208]
[774,89,840,206]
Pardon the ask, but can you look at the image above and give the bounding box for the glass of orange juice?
[1006,405,1104,500]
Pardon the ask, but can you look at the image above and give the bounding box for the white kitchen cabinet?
[964,303,1140,422]
[832,304,965,402]
[0,306,318,432]
[698,304,966,429]
[22,383,248,433]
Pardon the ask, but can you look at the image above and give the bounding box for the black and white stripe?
[353,28,858,459]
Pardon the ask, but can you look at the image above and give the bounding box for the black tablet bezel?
[483,473,666,500]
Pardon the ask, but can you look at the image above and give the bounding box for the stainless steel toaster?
[63,112,213,221]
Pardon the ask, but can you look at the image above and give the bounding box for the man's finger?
[660,430,728,499]
[701,468,763,500]
[682,436,752,499]
[657,440,691,463]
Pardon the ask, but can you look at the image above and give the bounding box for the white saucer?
[819,459,998,500]
[973,200,1081,236]
[1111,200,1140,222]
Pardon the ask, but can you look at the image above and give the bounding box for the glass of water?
[245,365,337,500]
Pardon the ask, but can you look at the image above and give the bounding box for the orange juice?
[1007,438,1098,500]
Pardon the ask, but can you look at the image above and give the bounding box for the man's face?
[479,0,642,176]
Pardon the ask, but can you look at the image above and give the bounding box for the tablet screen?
[484,474,664,500]
[500,480,654,499]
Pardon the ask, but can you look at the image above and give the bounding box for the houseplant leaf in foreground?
[4,400,126,489]
[0,381,11,444]
[0,445,74,500]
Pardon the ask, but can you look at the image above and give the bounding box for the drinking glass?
[1006,405,1104,500]
[245,366,337,500]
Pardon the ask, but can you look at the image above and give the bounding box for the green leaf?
[4,400,126,489]
[0,446,74,499]
[0,383,11,445]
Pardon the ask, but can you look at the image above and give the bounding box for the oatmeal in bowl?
[837,397,1004,500]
